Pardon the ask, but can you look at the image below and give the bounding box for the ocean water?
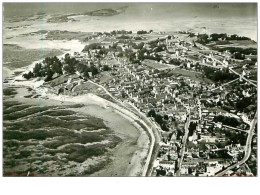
[3,3,257,71]
[3,3,257,40]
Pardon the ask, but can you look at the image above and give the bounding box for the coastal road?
[114,56,162,176]
[112,56,163,176]
[89,75,157,177]
[176,107,191,176]
[125,101,162,176]
[216,110,257,176]
[113,56,164,176]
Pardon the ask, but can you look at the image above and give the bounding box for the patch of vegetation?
[83,159,110,175]
[137,30,153,34]
[3,106,50,121]
[3,88,17,96]
[213,115,240,127]
[217,47,257,56]
[84,8,121,16]
[3,104,31,114]
[3,101,21,109]
[197,33,251,45]
[188,122,197,137]
[203,67,238,82]
[210,33,251,41]
[42,110,75,117]
[23,53,99,82]
[147,109,169,131]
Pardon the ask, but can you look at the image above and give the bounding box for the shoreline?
[3,37,154,176]
[48,93,151,176]
[4,75,151,176]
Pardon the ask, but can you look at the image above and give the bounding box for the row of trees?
[137,30,153,34]
[169,58,182,65]
[147,109,169,131]
[217,47,257,56]
[197,33,251,44]
[23,56,63,82]
[213,115,239,127]
[23,54,99,82]
[203,67,238,82]
[188,122,197,137]
[210,33,251,41]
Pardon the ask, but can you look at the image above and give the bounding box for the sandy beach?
[49,93,151,176]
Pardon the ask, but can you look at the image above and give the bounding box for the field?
[143,59,173,70]
[213,40,257,49]
[43,30,93,41]
[169,68,213,83]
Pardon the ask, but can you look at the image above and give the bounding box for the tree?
[83,71,89,80]
[103,65,111,71]
[63,64,74,74]
[188,167,193,174]
[91,66,99,76]
[137,30,148,35]
[33,63,43,77]
[234,52,245,60]
[76,63,87,73]
[23,71,34,80]
[147,109,156,118]
[44,69,54,82]
[155,114,163,125]
[52,60,63,74]
[164,114,169,120]
[188,122,197,137]
[161,123,169,131]
[64,53,71,64]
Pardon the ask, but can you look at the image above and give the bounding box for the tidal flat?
[3,85,121,176]
[3,84,149,176]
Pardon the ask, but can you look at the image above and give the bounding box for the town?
[21,30,257,176]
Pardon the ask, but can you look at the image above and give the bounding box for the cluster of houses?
[46,31,256,176]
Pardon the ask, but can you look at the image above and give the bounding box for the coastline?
[3,31,154,176]
[48,93,151,176]
[5,67,151,176]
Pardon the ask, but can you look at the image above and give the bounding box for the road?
[211,78,239,91]
[90,79,157,176]
[125,101,162,176]
[113,56,163,176]
[176,107,191,176]
[193,50,257,88]
[222,124,249,134]
[216,110,257,176]
[228,67,257,87]
[91,56,161,176]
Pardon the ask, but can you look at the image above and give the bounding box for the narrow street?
[176,106,191,176]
